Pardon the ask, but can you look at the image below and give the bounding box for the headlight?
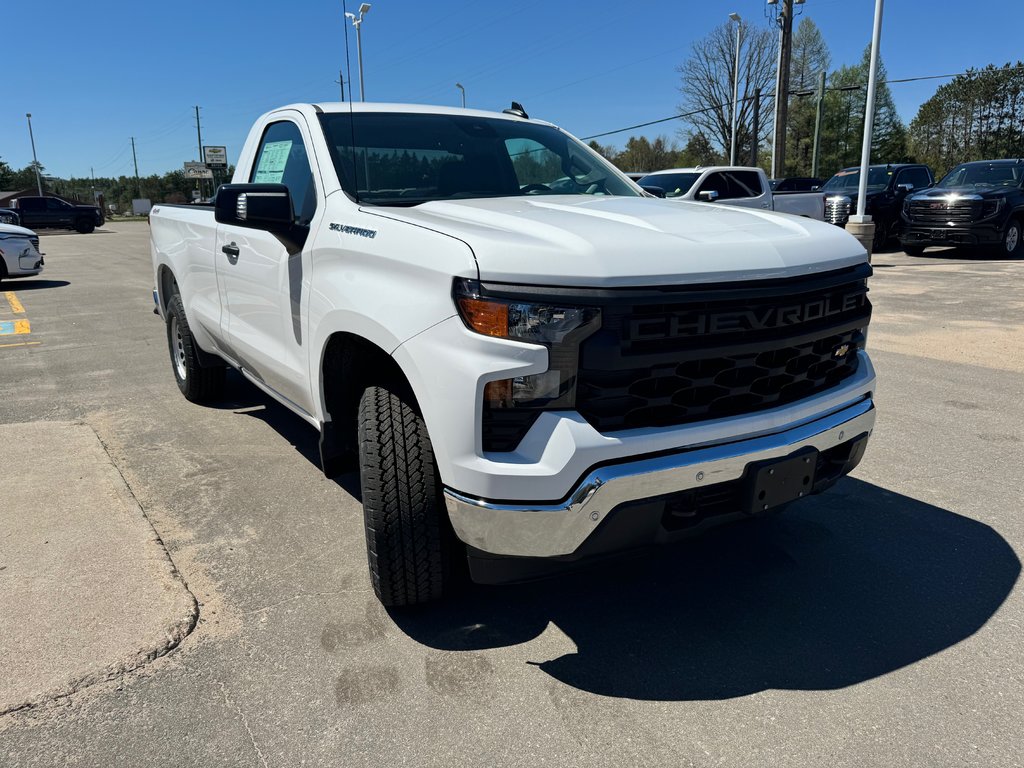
[981,198,1004,219]
[453,278,601,451]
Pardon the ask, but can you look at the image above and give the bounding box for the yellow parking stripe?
[4,291,25,314]
[0,341,41,349]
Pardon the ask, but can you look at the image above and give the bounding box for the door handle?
[222,243,240,262]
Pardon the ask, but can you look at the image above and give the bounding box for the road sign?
[203,145,228,169]
[184,162,213,179]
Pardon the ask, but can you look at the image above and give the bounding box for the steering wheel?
[521,184,552,195]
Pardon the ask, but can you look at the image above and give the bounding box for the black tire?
[165,294,224,402]
[871,220,889,252]
[75,219,95,234]
[998,218,1021,256]
[903,245,926,256]
[358,384,454,607]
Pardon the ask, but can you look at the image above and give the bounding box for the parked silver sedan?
[0,222,44,282]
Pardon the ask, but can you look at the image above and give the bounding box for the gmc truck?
[150,102,877,607]
[11,195,105,233]
[900,159,1024,256]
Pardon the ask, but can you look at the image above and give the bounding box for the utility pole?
[770,0,794,178]
[130,137,141,199]
[195,105,204,198]
[811,70,826,177]
[749,87,762,167]
[26,113,43,196]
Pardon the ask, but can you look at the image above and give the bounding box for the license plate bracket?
[744,448,818,513]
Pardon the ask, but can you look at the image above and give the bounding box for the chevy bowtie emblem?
[832,343,851,359]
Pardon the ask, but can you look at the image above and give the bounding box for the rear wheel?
[357,384,456,607]
[165,294,224,402]
[903,245,925,256]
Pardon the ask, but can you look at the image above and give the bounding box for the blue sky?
[2,0,1021,179]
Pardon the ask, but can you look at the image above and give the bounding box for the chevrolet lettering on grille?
[628,290,867,340]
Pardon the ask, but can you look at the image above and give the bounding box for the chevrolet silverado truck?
[0,222,44,283]
[150,102,877,606]
[900,159,1024,256]
[11,195,105,233]
[822,164,934,251]
[637,166,825,220]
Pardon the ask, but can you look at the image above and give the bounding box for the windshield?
[637,172,701,198]
[937,163,1023,189]
[822,167,892,193]
[318,112,640,206]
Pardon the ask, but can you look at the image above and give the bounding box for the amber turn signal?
[456,297,508,338]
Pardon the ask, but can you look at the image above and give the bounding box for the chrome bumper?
[444,398,875,557]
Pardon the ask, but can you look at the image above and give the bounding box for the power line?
[581,64,1024,142]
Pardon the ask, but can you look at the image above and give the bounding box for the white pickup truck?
[150,102,876,606]
[638,166,825,220]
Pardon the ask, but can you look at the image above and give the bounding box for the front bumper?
[900,222,1001,248]
[445,397,875,557]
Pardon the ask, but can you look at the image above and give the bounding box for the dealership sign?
[184,161,213,179]
[203,145,228,169]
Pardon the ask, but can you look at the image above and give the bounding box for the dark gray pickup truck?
[11,195,104,233]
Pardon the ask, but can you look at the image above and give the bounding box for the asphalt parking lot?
[1,221,1022,767]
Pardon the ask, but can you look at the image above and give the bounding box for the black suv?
[900,159,1024,256]
[821,163,935,250]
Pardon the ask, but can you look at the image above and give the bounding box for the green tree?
[0,158,13,189]
[818,46,909,178]
[908,63,1024,175]
[785,19,831,176]
[679,132,722,167]
[613,136,683,173]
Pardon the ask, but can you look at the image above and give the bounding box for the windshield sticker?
[253,140,292,183]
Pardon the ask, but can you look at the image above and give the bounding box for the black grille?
[575,266,871,433]
[29,236,40,251]
[907,198,980,224]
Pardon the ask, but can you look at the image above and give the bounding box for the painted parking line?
[4,291,26,314]
[0,319,31,335]
[0,341,41,349]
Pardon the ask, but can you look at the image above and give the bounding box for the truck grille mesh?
[906,198,980,224]
[575,266,871,433]
[825,197,851,225]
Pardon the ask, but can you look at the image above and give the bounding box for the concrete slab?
[0,422,196,714]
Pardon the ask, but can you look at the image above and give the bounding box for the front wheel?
[358,384,457,607]
[998,218,1021,256]
[165,294,224,402]
[903,245,925,256]
[75,219,95,233]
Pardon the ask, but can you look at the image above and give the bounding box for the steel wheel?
[169,314,188,382]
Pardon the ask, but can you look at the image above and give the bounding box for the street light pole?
[729,13,742,166]
[26,113,43,196]
[345,3,371,101]
[455,82,466,108]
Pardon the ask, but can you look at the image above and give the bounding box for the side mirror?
[698,190,720,202]
[640,185,666,198]
[895,183,914,193]
[811,185,820,191]
[215,183,294,231]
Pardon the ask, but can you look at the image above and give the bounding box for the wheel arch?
[318,330,415,477]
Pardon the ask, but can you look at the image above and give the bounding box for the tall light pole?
[729,13,742,167]
[847,0,885,254]
[345,3,371,101]
[455,82,466,108]
[26,113,43,196]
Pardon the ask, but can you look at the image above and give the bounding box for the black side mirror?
[640,185,666,198]
[895,183,913,194]
[215,184,294,231]
[698,190,720,202]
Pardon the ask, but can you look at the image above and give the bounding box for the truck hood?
[0,222,36,237]
[910,186,1013,202]
[367,195,866,287]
